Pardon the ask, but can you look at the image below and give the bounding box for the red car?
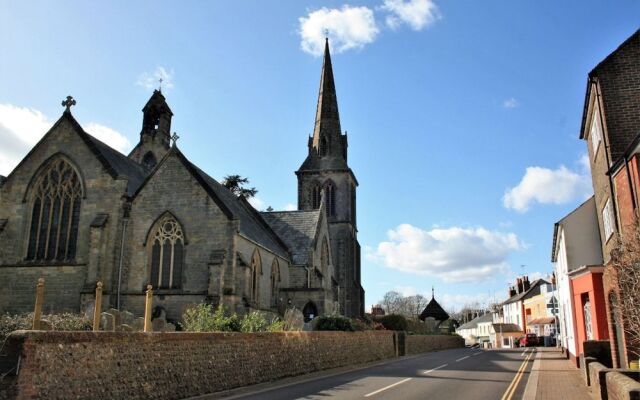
[519,333,538,347]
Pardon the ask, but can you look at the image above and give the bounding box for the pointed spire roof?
[419,290,450,322]
[312,38,341,147]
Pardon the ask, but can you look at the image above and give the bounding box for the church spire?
[312,38,342,150]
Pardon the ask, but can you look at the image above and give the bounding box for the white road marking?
[456,356,470,362]
[364,378,413,397]
[423,363,448,374]
[520,348,529,357]
[472,352,483,356]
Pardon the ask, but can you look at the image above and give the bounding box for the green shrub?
[380,314,408,331]
[239,311,269,333]
[182,304,240,332]
[267,317,285,332]
[314,315,355,331]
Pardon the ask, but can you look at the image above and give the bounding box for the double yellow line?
[501,349,535,400]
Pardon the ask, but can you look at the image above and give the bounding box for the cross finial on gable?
[171,132,180,147]
[61,96,76,113]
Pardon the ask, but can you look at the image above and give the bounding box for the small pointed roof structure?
[419,288,450,322]
[312,38,341,148]
[298,38,351,173]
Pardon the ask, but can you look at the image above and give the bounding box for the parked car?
[519,333,538,347]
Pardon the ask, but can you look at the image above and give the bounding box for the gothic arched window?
[271,259,280,307]
[251,250,262,305]
[312,183,322,209]
[325,182,336,216]
[26,157,83,261]
[149,214,184,289]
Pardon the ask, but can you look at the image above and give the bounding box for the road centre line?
[501,350,535,400]
[364,378,413,397]
[456,356,470,362]
[423,363,448,374]
[472,351,483,356]
[520,348,529,357]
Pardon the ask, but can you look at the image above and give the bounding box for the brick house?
[579,29,640,368]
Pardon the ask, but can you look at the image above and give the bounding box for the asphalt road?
[224,347,535,400]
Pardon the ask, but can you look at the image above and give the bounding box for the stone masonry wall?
[2,330,395,400]
[405,334,465,355]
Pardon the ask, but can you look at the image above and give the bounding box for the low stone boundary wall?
[606,372,640,400]
[405,334,464,355]
[0,330,462,399]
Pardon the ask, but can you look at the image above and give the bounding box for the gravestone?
[101,312,116,331]
[284,308,304,331]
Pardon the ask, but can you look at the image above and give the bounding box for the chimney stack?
[523,276,531,291]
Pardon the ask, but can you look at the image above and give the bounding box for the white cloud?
[299,6,379,56]
[0,103,130,176]
[248,196,265,211]
[578,153,591,173]
[381,0,440,31]
[136,66,174,91]
[283,203,297,211]
[503,98,519,108]
[503,165,592,213]
[85,123,131,153]
[368,224,523,283]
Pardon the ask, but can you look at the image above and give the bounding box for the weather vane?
[61,96,76,113]
[324,28,329,39]
[159,78,163,92]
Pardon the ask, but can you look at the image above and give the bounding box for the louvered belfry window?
[26,158,82,261]
[149,215,184,289]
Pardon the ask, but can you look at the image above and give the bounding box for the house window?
[603,199,614,240]
[149,214,184,289]
[26,157,83,261]
[590,108,602,157]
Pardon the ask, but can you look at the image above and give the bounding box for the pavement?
[203,347,537,400]
[523,347,596,400]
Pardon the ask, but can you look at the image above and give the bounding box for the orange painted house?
[569,265,609,365]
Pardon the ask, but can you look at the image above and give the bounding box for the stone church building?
[0,40,364,322]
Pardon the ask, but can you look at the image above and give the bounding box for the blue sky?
[1,1,638,311]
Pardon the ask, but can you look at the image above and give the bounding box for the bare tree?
[406,294,429,319]
[611,226,640,360]
[381,291,404,315]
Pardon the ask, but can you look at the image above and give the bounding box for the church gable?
[0,113,133,266]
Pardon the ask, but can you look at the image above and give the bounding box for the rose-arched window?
[26,158,83,261]
[311,183,322,209]
[271,259,280,307]
[324,182,336,216]
[251,250,262,305]
[149,214,184,289]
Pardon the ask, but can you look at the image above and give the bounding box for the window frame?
[148,213,185,290]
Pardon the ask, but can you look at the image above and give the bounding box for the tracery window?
[26,158,83,261]
[149,214,184,289]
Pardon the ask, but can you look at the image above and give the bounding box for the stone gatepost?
[144,285,153,332]
[93,282,103,331]
[32,278,45,330]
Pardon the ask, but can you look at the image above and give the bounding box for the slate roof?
[83,134,148,196]
[419,297,450,322]
[457,313,493,331]
[261,210,321,265]
[502,279,549,305]
[171,151,290,260]
[492,323,522,333]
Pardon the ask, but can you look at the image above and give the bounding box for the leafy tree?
[222,175,258,198]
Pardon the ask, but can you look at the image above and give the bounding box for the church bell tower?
[128,90,173,169]
[296,39,364,317]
